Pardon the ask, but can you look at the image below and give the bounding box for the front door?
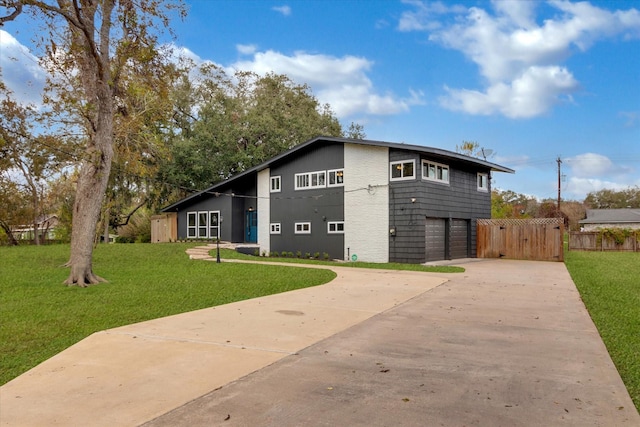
[245,210,257,243]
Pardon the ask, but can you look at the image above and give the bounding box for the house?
[579,208,640,231]
[12,215,60,241]
[160,136,514,263]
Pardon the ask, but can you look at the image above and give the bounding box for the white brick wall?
[257,168,270,255]
[344,144,389,262]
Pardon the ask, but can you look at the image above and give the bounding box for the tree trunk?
[64,91,114,286]
[0,219,19,246]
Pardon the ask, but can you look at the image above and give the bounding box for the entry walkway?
[1,251,638,426]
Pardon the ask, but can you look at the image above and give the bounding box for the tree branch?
[112,198,147,227]
[0,0,23,26]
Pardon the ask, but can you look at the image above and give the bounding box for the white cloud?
[566,153,614,178]
[236,44,257,55]
[231,49,423,118]
[272,5,292,17]
[440,65,579,118]
[568,177,635,197]
[0,30,46,106]
[400,1,640,118]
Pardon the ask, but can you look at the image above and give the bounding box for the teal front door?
[246,210,257,243]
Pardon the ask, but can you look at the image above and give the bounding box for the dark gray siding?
[389,149,491,263]
[173,175,256,242]
[270,143,344,259]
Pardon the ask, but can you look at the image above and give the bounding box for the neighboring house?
[160,136,514,263]
[579,209,640,231]
[12,215,59,241]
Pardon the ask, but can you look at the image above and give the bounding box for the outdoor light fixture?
[389,227,396,237]
[411,197,416,203]
[216,216,224,263]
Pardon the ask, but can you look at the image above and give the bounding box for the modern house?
[160,136,514,263]
[579,208,640,231]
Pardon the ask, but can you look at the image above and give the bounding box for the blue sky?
[1,0,639,201]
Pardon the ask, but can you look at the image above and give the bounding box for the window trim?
[477,172,489,192]
[270,223,281,234]
[294,222,311,234]
[390,160,416,181]
[270,176,281,193]
[187,212,197,238]
[422,160,450,184]
[327,221,345,234]
[295,170,326,190]
[187,210,220,239]
[327,169,344,187]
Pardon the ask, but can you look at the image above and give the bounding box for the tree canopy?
[584,187,640,209]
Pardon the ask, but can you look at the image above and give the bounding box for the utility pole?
[557,156,562,217]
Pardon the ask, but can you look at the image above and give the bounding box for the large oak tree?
[1,0,184,285]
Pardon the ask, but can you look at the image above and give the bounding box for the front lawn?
[0,243,335,385]
[564,250,640,411]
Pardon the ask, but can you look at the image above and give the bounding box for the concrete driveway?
[1,254,638,426]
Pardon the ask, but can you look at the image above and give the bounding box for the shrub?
[314,252,320,259]
[288,251,294,258]
[323,252,330,260]
[296,251,302,258]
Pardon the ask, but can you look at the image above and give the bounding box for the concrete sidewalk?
[0,256,447,426]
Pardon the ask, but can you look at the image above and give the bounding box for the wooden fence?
[150,213,177,243]
[569,231,639,252]
[477,218,564,262]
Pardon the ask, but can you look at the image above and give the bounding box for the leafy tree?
[0,80,69,245]
[161,66,343,194]
[584,187,640,209]
[456,140,495,160]
[346,122,366,139]
[491,189,536,219]
[1,0,185,285]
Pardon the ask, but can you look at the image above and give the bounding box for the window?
[270,223,281,234]
[270,176,281,193]
[422,160,449,184]
[477,173,489,192]
[390,160,415,181]
[186,210,220,239]
[209,211,220,239]
[294,222,311,234]
[295,171,326,190]
[328,169,344,187]
[187,212,197,238]
[327,221,344,234]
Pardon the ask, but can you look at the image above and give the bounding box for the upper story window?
[422,160,449,184]
[327,169,344,187]
[477,173,489,192]
[295,171,326,190]
[390,160,415,181]
[270,176,281,193]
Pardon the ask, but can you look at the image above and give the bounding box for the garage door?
[425,218,446,262]
[450,219,469,259]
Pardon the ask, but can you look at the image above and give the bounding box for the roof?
[162,136,515,212]
[579,208,640,224]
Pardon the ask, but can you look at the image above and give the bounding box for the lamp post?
[216,216,223,263]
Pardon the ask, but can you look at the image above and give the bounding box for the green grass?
[0,243,336,385]
[564,250,640,411]
[217,249,465,273]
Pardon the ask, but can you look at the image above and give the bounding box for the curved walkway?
[1,247,638,426]
[0,246,449,426]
